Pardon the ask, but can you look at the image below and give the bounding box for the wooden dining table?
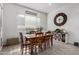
[23,33,53,54]
[24,33,53,46]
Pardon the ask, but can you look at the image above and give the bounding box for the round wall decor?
[54,13,67,26]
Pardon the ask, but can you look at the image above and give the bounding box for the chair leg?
[51,39,53,46]
[30,46,35,55]
[40,44,43,52]
[44,42,46,50]
[35,45,37,54]
[47,40,50,48]
[21,47,24,55]
[25,45,29,55]
[31,49,33,55]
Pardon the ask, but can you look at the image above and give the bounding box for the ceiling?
[18,3,79,13]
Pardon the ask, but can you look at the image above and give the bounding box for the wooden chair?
[25,36,44,54]
[35,32,44,52]
[26,37,37,54]
[45,31,53,48]
[45,31,51,35]
[19,32,30,55]
[44,35,51,49]
[30,31,36,34]
[35,36,44,52]
[35,32,44,37]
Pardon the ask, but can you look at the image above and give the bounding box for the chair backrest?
[45,31,51,35]
[44,35,51,41]
[36,36,44,44]
[19,32,24,44]
[30,31,36,34]
[35,32,44,37]
[28,37,36,45]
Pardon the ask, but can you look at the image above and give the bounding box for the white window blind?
[17,12,40,30]
[25,14,40,28]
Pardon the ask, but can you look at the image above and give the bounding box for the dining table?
[24,33,53,46]
[23,33,53,54]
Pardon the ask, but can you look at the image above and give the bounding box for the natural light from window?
[17,14,40,30]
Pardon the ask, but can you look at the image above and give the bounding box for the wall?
[47,4,79,44]
[0,3,3,50]
[0,6,1,31]
[3,3,47,44]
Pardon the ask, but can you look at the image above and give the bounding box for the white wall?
[0,3,3,50]
[3,3,47,44]
[47,4,79,44]
[0,6,1,29]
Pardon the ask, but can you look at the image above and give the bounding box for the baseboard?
[3,37,20,46]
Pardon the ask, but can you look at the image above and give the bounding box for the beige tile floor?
[0,40,79,55]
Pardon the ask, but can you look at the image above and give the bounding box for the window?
[17,13,40,30]
[25,14,40,28]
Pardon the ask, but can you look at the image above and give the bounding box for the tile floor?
[0,40,79,55]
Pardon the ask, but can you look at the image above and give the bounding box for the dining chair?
[35,36,44,52]
[30,31,36,34]
[45,31,51,35]
[45,31,53,48]
[25,36,44,54]
[35,32,45,51]
[35,32,44,37]
[44,35,51,49]
[19,32,30,55]
[26,37,37,55]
